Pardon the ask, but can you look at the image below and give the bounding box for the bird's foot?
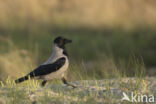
[66,83,77,89]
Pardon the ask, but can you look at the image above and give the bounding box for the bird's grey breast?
[40,44,69,80]
[42,56,69,80]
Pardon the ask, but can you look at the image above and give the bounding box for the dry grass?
[0,77,155,104]
[0,40,36,81]
[0,34,150,81]
[0,0,155,81]
[0,0,156,30]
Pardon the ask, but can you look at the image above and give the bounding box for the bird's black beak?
[64,39,72,44]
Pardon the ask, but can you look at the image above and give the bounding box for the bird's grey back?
[42,44,67,65]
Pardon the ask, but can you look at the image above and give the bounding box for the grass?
[0,29,156,81]
[0,0,156,103]
[0,0,156,30]
[0,0,156,81]
[0,76,154,104]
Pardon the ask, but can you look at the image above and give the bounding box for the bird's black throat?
[62,46,68,57]
[54,36,71,57]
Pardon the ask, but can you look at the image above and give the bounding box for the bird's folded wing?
[28,57,66,77]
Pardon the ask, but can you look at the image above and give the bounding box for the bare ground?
[0,77,156,104]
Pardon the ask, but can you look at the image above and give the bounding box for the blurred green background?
[0,0,156,81]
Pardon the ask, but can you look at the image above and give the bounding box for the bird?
[15,36,76,88]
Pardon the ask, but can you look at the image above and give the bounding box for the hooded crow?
[15,36,75,87]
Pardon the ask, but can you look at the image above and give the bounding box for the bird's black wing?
[28,57,66,77]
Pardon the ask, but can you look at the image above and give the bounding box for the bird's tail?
[15,76,29,84]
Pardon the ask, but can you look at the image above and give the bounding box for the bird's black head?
[54,36,72,48]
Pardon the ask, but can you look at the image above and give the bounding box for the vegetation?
[0,0,155,103]
[0,29,155,81]
[0,77,155,104]
[0,0,156,81]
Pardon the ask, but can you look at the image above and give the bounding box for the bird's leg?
[61,77,76,88]
[41,80,47,87]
